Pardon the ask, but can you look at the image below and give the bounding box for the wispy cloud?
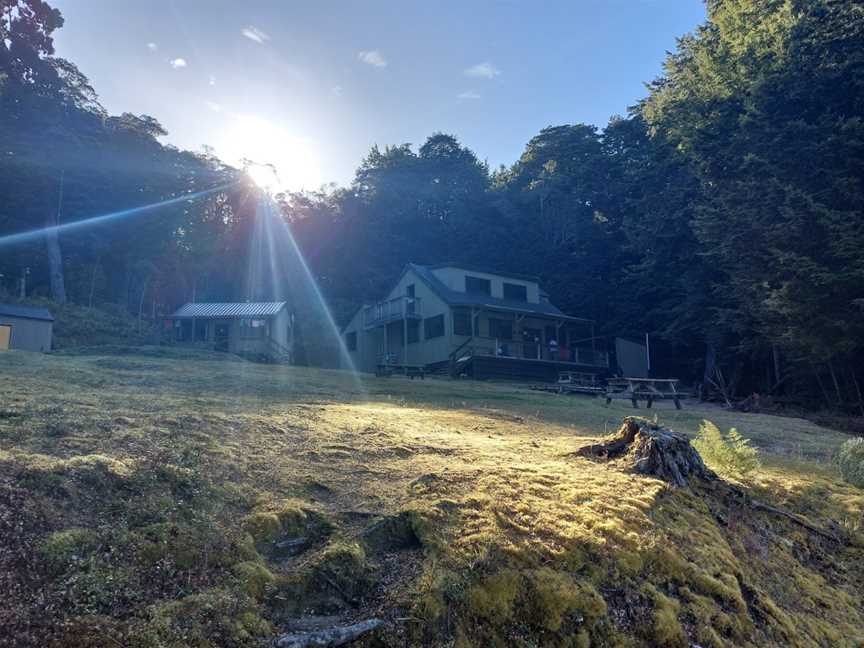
[458,90,481,100]
[464,62,501,79]
[208,75,216,86]
[358,50,387,68]
[241,26,270,44]
[204,100,222,113]
[331,85,343,97]
[169,58,187,69]
[146,42,158,52]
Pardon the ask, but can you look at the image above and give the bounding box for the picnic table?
[605,377,684,409]
[374,361,426,379]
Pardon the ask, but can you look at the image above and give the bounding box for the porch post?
[555,320,563,361]
[403,309,408,365]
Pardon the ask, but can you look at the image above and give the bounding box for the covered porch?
[448,306,609,380]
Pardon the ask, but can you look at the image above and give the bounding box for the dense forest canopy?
[1,0,862,410]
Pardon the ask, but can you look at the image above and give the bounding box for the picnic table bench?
[374,362,426,379]
[605,377,684,409]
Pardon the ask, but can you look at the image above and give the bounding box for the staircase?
[265,337,294,364]
[448,338,475,378]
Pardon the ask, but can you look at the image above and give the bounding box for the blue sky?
[51,0,706,190]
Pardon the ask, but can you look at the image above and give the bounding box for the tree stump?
[577,417,716,487]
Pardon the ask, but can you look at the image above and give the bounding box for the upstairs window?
[465,275,491,296]
[345,331,357,351]
[503,282,527,302]
[424,314,445,339]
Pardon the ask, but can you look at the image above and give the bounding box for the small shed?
[166,301,293,363]
[0,303,54,352]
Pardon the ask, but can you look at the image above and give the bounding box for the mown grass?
[0,348,862,647]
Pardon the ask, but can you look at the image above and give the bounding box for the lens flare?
[0,182,238,249]
[245,191,363,387]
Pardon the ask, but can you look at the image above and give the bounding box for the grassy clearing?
[0,348,862,647]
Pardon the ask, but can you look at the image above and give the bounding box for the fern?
[693,420,761,479]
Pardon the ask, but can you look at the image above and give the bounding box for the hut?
[166,301,294,363]
[0,303,54,352]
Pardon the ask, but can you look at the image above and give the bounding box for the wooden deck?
[458,354,612,382]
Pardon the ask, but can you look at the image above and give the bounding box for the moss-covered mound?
[0,350,862,647]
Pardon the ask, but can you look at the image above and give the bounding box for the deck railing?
[454,336,609,367]
[363,296,423,328]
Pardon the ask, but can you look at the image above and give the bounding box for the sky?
[51,0,706,191]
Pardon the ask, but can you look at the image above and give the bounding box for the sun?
[214,115,322,192]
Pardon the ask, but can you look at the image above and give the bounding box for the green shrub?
[836,437,864,488]
[693,420,760,479]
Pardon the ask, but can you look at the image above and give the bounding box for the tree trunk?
[45,172,67,304]
[88,260,100,308]
[772,345,782,392]
[828,360,843,406]
[702,343,717,400]
[138,274,151,334]
[576,417,716,487]
[850,367,864,418]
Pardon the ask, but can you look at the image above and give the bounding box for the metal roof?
[0,303,54,322]
[170,302,287,319]
[427,262,541,284]
[408,264,593,322]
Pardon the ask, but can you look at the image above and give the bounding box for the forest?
[1,0,862,411]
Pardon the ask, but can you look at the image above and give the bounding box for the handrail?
[363,296,423,327]
[448,336,475,376]
[452,336,609,367]
[266,336,293,359]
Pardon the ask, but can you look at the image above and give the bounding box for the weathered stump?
[577,417,716,487]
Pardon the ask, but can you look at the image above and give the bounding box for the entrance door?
[522,327,541,359]
[214,321,230,351]
[0,325,10,350]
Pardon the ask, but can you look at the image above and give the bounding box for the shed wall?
[0,315,52,352]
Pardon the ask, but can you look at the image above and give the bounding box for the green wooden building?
[341,263,610,381]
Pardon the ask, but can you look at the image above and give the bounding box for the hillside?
[0,349,862,647]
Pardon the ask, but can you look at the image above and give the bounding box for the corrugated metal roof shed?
[170,302,287,319]
[0,303,55,322]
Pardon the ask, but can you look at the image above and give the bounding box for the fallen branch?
[715,482,841,543]
[272,618,384,648]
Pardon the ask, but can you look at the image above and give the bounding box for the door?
[522,327,541,359]
[0,325,10,350]
[406,284,416,315]
[214,321,230,351]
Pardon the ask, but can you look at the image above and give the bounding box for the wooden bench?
[606,377,685,409]
[375,363,425,379]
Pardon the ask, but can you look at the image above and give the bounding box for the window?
[407,318,420,343]
[406,284,417,315]
[503,282,527,302]
[489,318,512,340]
[465,275,491,295]
[345,331,357,351]
[453,310,472,336]
[424,314,445,339]
[240,318,267,338]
